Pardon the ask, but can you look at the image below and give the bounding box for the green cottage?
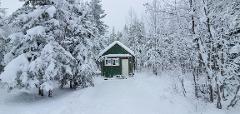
[98,41,135,78]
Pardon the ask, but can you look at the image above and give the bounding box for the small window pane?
[105,58,119,66]
[113,60,116,65]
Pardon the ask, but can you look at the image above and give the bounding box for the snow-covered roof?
[98,41,135,58]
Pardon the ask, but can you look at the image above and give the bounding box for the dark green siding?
[100,43,135,78]
[102,59,122,78]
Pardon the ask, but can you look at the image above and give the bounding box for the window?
[105,58,119,66]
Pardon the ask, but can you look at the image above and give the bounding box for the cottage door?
[121,59,129,76]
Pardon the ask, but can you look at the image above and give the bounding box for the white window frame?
[112,58,119,66]
[105,58,119,66]
[105,58,112,66]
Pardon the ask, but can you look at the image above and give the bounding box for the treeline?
[0,0,108,97]
[111,0,240,109]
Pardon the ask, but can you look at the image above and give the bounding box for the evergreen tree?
[28,41,76,96]
[109,27,117,43]
[120,25,129,45]
[122,16,146,71]
[19,0,53,7]
[0,36,5,73]
[89,0,107,36]
[0,0,5,19]
[0,0,6,73]
[144,0,165,75]
[0,0,106,96]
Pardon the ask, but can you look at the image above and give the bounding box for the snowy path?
[62,73,187,114]
[0,73,237,114]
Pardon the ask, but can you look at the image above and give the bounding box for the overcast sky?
[2,0,148,31]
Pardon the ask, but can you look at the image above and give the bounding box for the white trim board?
[98,54,132,61]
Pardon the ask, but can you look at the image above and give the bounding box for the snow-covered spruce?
[0,35,5,73]
[0,0,6,73]
[0,0,107,96]
[28,41,76,97]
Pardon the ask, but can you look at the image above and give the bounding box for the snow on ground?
[0,72,239,114]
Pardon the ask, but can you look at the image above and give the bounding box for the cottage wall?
[99,43,135,77]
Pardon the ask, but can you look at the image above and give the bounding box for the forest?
[0,0,240,113]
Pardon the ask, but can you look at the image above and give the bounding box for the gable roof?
[98,41,135,58]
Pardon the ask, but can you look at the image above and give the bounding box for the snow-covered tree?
[189,0,240,108]
[88,0,108,59]
[0,0,6,73]
[121,12,146,71]
[19,0,53,7]
[0,0,5,19]
[141,0,240,108]
[89,0,107,36]
[144,0,163,75]
[0,0,106,96]
[0,35,5,73]
[143,0,193,75]
[177,0,240,108]
[108,27,117,43]
[120,25,129,45]
[28,41,76,96]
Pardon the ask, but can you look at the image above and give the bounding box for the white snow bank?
[0,54,29,85]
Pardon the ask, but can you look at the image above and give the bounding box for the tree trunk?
[202,0,214,103]
[38,87,44,96]
[220,85,227,101]
[190,0,201,99]
[38,87,41,96]
[216,84,222,109]
[189,0,196,34]
[181,78,187,97]
[228,85,240,108]
[209,84,214,102]
[70,80,73,89]
[48,90,53,97]
[193,68,199,98]
[153,68,158,76]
